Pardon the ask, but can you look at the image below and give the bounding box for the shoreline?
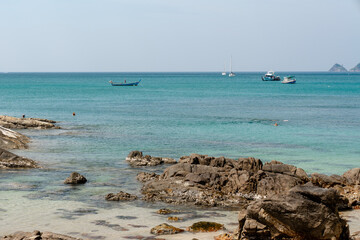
[1,116,360,239]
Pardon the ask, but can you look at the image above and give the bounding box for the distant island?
[329,63,348,72]
[349,63,360,72]
[329,63,360,72]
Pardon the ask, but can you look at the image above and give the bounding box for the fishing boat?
[262,71,281,81]
[109,79,141,86]
[282,76,296,84]
[228,56,235,77]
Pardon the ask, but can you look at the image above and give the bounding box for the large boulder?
[239,185,350,240]
[126,151,176,166]
[0,126,30,149]
[0,148,38,169]
[0,115,59,129]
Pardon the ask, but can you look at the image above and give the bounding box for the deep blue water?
[1,72,360,204]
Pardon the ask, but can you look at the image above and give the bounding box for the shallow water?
[0,72,360,238]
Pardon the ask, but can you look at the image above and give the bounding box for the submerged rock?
[0,148,39,169]
[156,208,179,215]
[126,150,176,166]
[0,230,82,240]
[214,233,234,240]
[150,223,184,235]
[238,185,350,240]
[187,221,225,232]
[0,115,59,129]
[0,126,30,149]
[64,172,87,184]
[105,191,137,201]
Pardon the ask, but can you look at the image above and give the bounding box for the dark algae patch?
[187,221,225,232]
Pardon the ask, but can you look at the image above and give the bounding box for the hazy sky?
[0,0,359,72]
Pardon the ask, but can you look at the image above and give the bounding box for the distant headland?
[329,63,360,72]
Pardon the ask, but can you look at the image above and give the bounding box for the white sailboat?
[229,56,235,77]
[222,63,226,75]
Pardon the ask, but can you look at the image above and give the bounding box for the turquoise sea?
[1,72,360,239]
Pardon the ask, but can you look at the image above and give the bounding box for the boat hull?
[262,76,281,81]
[110,80,141,86]
[282,80,296,84]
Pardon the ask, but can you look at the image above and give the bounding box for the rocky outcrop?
[0,148,39,169]
[0,230,82,240]
[139,153,360,211]
[64,172,87,184]
[0,115,59,129]
[329,63,348,72]
[140,154,310,207]
[0,126,30,149]
[238,185,350,240]
[105,191,137,201]
[310,169,360,209]
[349,63,360,72]
[150,223,184,235]
[126,151,176,166]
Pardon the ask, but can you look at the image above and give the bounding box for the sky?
[0,0,359,72]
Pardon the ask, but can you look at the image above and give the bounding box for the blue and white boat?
[262,71,281,81]
[282,76,296,84]
[109,79,141,86]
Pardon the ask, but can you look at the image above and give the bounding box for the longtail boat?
[109,79,141,86]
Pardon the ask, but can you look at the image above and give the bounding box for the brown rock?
[0,148,39,169]
[240,185,350,240]
[126,151,176,166]
[214,233,234,240]
[105,191,137,201]
[187,221,225,232]
[156,209,179,215]
[167,216,182,222]
[343,168,360,185]
[311,173,347,188]
[136,172,160,182]
[64,172,87,184]
[0,115,59,129]
[150,223,184,235]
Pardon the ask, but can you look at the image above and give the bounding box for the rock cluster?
[0,115,59,129]
[64,172,87,184]
[140,154,360,211]
[105,191,138,201]
[126,151,176,166]
[0,230,82,240]
[0,148,39,169]
[238,185,350,240]
[140,154,310,207]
